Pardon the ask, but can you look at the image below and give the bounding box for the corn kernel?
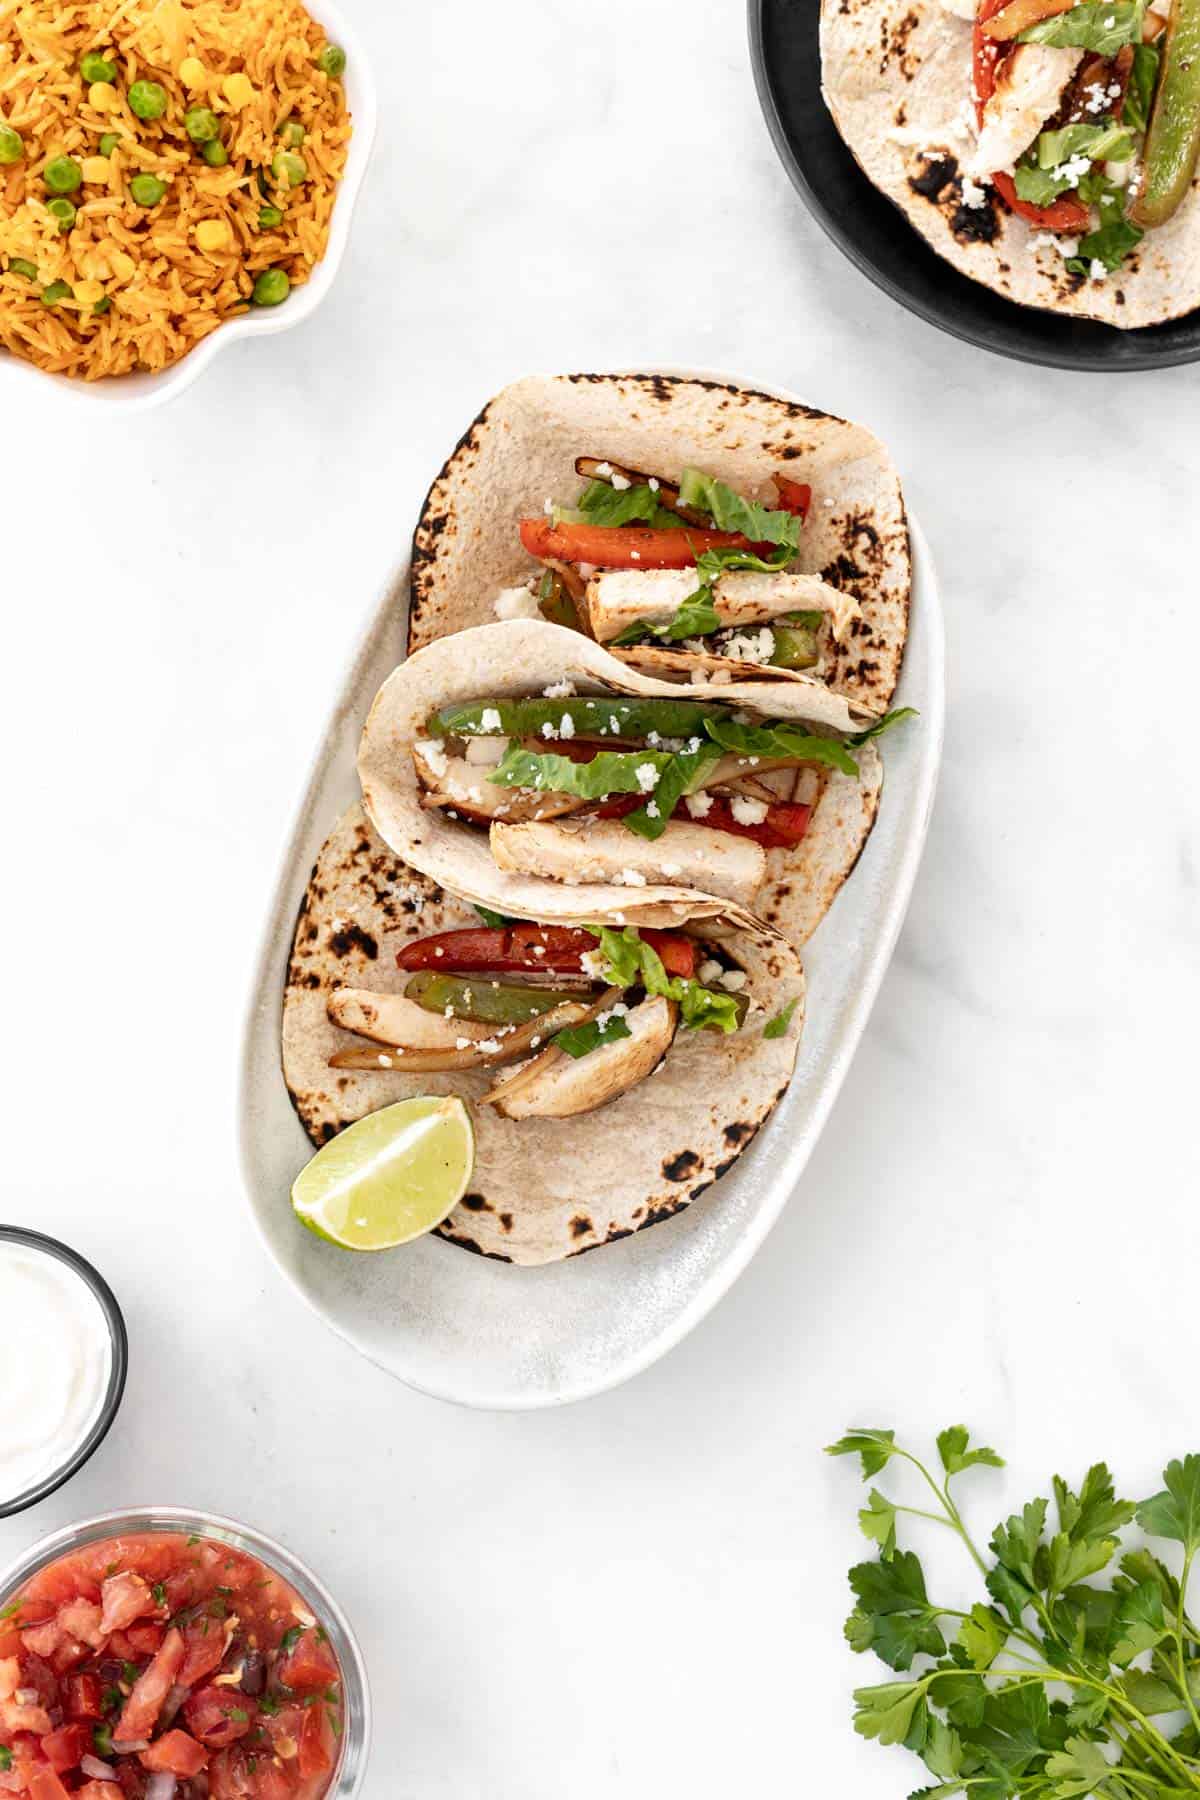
[222,72,255,110]
[109,249,136,282]
[195,218,230,253]
[179,56,208,89]
[89,80,119,111]
[82,156,112,184]
[74,278,104,306]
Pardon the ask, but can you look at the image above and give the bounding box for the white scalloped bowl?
[0,0,376,413]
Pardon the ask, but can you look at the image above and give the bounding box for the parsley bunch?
[828,1427,1200,1798]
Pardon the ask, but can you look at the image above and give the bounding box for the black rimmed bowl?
[749,0,1200,371]
[0,1225,128,1518]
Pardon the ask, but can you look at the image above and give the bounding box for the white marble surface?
[2,0,1199,1794]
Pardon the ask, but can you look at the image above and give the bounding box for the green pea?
[80,50,117,83]
[252,266,289,306]
[202,139,228,167]
[184,106,220,144]
[0,123,23,165]
[47,197,77,232]
[41,279,74,305]
[317,44,346,77]
[278,118,305,147]
[7,258,38,279]
[258,205,283,228]
[271,149,306,188]
[128,80,167,121]
[129,172,166,206]
[44,155,82,195]
[99,132,121,157]
[93,295,112,315]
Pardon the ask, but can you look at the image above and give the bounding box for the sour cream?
[0,1243,113,1505]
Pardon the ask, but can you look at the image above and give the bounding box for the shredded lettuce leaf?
[489,740,723,841]
[555,1011,632,1059]
[1067,170,1143,274]
[763,998,799,1040]
[846,707,919,749]
[1037,122,1135,169]
[611,588,721,646]
[569,479,685,531]
[677,469,803,553]
[584,926,743,1034]
[1019,2,1144,54]
[702,715,861,778]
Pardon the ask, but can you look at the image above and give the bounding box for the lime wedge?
[292,1097,475,1251]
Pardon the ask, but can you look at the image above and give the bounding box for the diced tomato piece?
[27,1768,71,1800]
[254,1761,296,1800]
[297,1700,336,1778]
[56,1601,105,1649]
[0,1699,52,1735]
[125,1624,164,1658]
[161,1567,200,1615]
[264,1703,306,1752]
[100,1573,158,1637]
[14,1656,57,1715]
[64,1673,103,1721]
[114,1626,184,1744]
[20,1623,61,1659]
[0,1657,18,1700]
[176,1616,227,1689]
[638,930,697,979]
[398,925,596,975]
[276,1631,339,1694]
[140,1729,209,1776]
[690,797,813,850]
[774,476,812,520]
[519,517,767,570]
[183,1684,256,1749]
[0,1622,19,1661]
[22,1555,99,1618]
[972,0,1089,231]
[39,1721,91,1772]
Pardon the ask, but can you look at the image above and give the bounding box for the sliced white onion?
[146,1775,178,1800]
[111,1738,151,1753]
[80,1755,118,1781]
[14,1687,39,1705]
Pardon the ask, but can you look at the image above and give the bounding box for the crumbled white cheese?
[610,472,631,490]
[494,585,541,620]
[1051,153,1092,188]
[1105,159,1129,186]
[415,736,448,777]
[479,708,503,733]
[698,959,723,985]
[594,461,613,477]
[455,1037,472,1050]
[720,969,748,992]
[1088,258,1109,282]
[635,762,660,792]
[959,175,988,209]
[558,714,576,739]
[541,721,558,739]
[580,950,608,979]
[648,477,660,491]
[543,678,575,698]
[723,627,776,665]
[659,861,680,875]
[730,796,769,825]
[617,869,647,887]
[685,791,713,818]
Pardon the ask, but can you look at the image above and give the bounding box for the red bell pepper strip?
[639,930,697,980]
[973,0,1091,231]
[397,926,598,974]
[519,518,765,569]
[690,799,813,851]
[774,476,812,520]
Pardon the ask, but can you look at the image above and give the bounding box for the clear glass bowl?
[0,1507,371,1795]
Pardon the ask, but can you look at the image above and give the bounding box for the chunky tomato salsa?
[0,1532,343,1799]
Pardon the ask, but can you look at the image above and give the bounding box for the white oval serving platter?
[238,373,945,1411]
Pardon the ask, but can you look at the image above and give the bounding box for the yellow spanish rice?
[0,0,351,379]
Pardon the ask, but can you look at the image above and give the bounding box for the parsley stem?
[1177,1546,1200,1740]
[891,1447,990,1576]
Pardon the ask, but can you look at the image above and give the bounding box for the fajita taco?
[409,373,910,718]
[282,804,806,1265]
[357,618,911,949]
[821,0,1199,327]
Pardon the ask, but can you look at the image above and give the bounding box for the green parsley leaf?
[121,1660,140,1683]
[1043,1733,1115,1796]
[1108,1579,1166,1667]
[847,1552,947,1671]
[969,1679,1064,1778]
[1136,1455,1200,1554]
[937,1425,1005,1479]
[990,1497,1048,1590]
[858,1488,898,1559]
[677,468,803,552]
[571,478,685,531]
[259,1693,281,1716]
[0,1748,11,1773]
[1120,1668,1182,1715]
[0,1601,20,1621]
[851,1678,928,1746]
[957,1602,1007,1671]
[1019,2,1145,55]
[280,1625,302,1653]
[920,1714,965,1783]
[231,1708,249,1722]
[825,1427,898,1479]
[763,997,799,1040]
[1124,42,1160,133]
[555,1010,633,1060]
[152,1582,167,1606]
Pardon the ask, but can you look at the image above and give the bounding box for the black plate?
[0,1226,128,1518]
[749,0,1200,370]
